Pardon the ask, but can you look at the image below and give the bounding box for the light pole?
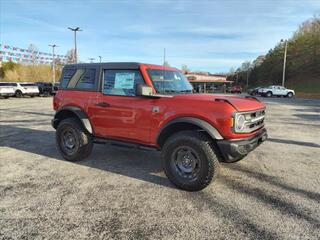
[98,56,102,63]
[246,69,249,89]
[88,58,95,63]
[68,27,82,63]
[49,44,59,85]
[281,39,288,87]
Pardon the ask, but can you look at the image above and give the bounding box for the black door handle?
[95,102,110,107]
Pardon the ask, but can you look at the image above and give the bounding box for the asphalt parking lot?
[0,96,319,240]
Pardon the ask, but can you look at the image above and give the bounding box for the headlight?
[235,114,246,132]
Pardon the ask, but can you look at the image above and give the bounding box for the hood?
[173,94,265,112]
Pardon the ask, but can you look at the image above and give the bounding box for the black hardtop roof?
[64,62,141,70]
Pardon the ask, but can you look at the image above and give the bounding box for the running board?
[93,137,159,151]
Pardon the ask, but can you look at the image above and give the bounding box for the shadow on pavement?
[293,113,320,121]
[190,191,280,240]
[0,109,53,117]
[0,125,173,189]
[2,124,320,238]
[268,137,320,148]
[224,163,320,203]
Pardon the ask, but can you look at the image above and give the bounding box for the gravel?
[0,96,319,240]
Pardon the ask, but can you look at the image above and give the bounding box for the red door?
[87,69,153,145]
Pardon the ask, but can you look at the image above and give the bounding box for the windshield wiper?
[179,90,192,93]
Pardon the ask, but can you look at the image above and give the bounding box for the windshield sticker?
[114,72,135,89]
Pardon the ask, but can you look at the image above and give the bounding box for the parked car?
[0,82,16,98]
[248,87,261,96]
[258,85,295,98]
[35,82,53,96]
[52,82,60,95]
[228,85,242,94]
[11,82,40,97]
[52,62,267,191]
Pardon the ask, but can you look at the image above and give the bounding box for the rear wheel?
[56,118,93,161]
[15,90,23,98]
[162,130,219,191]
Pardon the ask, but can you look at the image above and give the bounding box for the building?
[186,72,233,93]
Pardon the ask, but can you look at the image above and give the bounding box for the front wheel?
[56,118,93,161]
[15,90,23,98]
[287,92,293,98]
[266,91,272,97]
[162,131,219,191]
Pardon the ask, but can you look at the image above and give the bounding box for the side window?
[60,68,96,90]
[102,70,144,96]
[67,69,86,88]
[60,69,77,88]
[75,69,96,89]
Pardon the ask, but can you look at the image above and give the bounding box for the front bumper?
[217,128,267,162]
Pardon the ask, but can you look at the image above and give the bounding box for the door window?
[103,70,144,96]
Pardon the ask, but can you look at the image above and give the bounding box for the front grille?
[244,109,265,132]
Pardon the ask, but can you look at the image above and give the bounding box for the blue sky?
[1,0,319,72]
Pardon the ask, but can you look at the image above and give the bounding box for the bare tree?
[181,64,190,73]
[66,49,76,64]
[28,44,38,66]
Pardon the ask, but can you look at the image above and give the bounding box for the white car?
[11,82,40,97]
[0,82,16,98]
[258,85,295,98]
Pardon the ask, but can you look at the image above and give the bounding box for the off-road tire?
[162,130,219,191]
[15,90,23,98]
[56,117,93,162]
[287,92,293,98]
[266,91,272,97]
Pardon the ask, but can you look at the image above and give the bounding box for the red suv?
[228,85,242,94]
[52,62,267,191]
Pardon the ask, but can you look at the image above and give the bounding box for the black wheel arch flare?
[52,106,93,134]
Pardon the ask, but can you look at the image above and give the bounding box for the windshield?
[147,69,193,94]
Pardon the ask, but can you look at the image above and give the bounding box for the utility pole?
[163,48,166,66]
[98,56,102,63]
[281,39,288,87]
[88,58,95,63]
[68,27,82,63]
[49,44,59,85]
[246,68,250,90]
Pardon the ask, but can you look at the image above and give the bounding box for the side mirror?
[136,84,153,97]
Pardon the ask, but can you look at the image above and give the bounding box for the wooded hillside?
[228,16,320,97]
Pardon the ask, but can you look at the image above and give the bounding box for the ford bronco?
[52,62,267,191]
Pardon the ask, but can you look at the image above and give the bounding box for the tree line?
[228,15,320,93]
[0,45,75,82]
